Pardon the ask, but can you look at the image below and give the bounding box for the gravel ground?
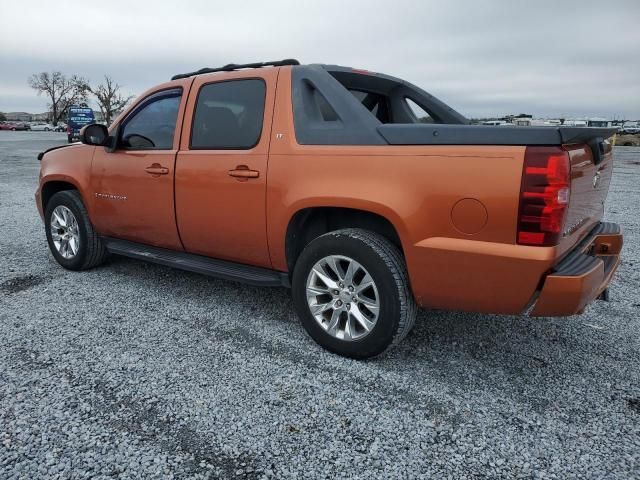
[1,131,639,479]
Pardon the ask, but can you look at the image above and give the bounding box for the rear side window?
[120,90,182,150]
[191,79,266,149]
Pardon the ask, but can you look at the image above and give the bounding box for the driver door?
[90,86,188,250]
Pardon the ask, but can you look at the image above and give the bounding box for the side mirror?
[80,123,109,146]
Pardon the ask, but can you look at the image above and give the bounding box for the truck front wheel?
[45,190,107,271]
[292,228,416,359]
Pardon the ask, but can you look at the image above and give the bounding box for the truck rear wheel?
[292,228,416,359]
[45,190,107,270]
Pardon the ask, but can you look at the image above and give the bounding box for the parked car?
[620,124,640,135]
[55,124,67,132]
[35,60,623,358]
[1,122,30,131]
[30,123,55,131]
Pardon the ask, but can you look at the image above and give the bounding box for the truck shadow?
[104,255,632,417]
[106,254,615,372]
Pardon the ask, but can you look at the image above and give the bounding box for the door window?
[190,79,266,149]
[120,90,182,150]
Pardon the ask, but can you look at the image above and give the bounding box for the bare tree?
[90,76,133,125]
[28,72,89,126]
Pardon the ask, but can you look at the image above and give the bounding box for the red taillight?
[517,146,570,246]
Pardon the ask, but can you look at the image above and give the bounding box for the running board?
[102,238,290,287]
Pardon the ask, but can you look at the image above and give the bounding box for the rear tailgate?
[556,139,614,259]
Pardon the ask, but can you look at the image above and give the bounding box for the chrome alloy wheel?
[306,255,380,341]
[50,205,80,259]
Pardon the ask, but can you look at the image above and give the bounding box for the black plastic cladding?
[377,124,617,147]
[323,64,469,125]
[290,64,471,145]
[291,65,387,145]
[291,65,616,158]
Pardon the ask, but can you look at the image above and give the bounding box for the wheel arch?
[284,206,406,274]
[41,179,82,212]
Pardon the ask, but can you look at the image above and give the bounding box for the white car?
[30,123,56,131]
[621,124,640,135]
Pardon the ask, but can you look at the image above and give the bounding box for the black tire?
[67,135,72,143]
[45,190,108,270]
[292,228,417,359]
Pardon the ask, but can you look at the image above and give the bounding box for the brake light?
[517,146,570,246]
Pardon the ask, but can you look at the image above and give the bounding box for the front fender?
[38,144,96,219]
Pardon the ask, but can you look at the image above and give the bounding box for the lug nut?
[346,303,351,309]
[339,282,344,288]
[332,289,339,295]
[348,285,354,292]
[336,300,343,307]
[352,296,357,301]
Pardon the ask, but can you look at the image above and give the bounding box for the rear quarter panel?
[266,145,548,313]
[268,67,554,314]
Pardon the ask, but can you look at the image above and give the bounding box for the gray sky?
[1,0,639,119]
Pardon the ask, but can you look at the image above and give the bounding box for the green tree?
[0,112,6,122]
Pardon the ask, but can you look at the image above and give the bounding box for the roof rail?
[171,59,300,80]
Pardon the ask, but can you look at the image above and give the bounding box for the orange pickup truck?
[36,60,622,358]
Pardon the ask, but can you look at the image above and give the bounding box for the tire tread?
[294,228,417,358]
[324,229,417,353]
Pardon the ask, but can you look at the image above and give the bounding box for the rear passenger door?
[175,69,278,268]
